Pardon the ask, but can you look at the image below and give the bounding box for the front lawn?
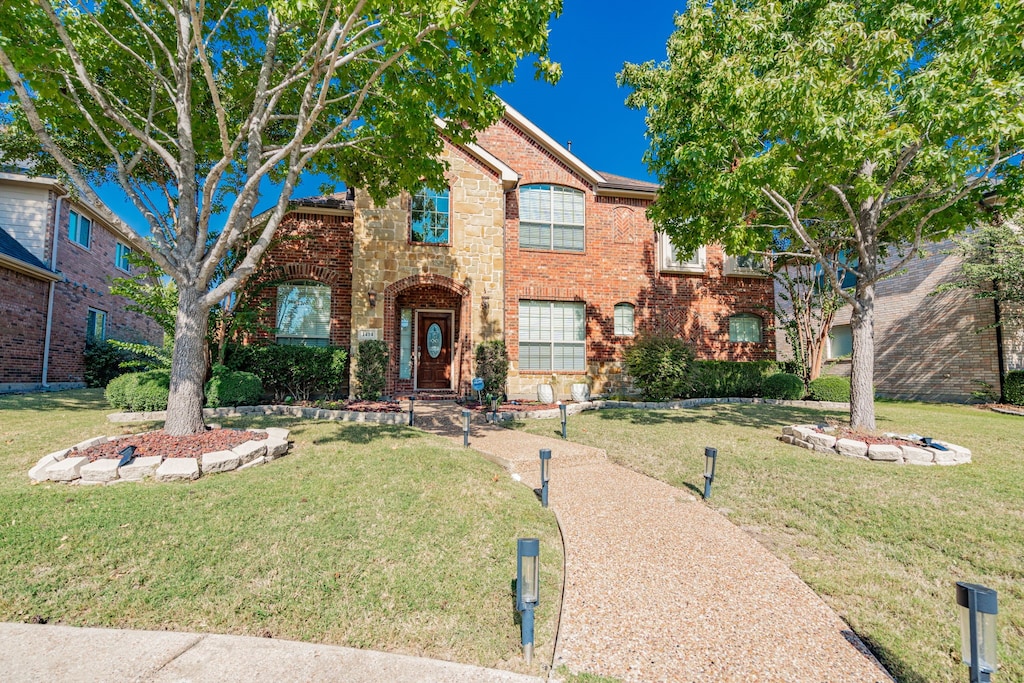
[0,389,561,675]
[515,400,1023,683]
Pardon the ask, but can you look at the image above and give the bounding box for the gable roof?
[596,171,660,194]
[0,225,60,281]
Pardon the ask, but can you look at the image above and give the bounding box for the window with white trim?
[828,324,853,359]
[519,300,586,371]
[659,239,705,273]
[410,187,450,244]
[519,184,585,252]
[115,242,132,272]
[276,281,331,346]
[724,252,768,276]
[69,210,92,248]
[86,308,106,342]
[613,303,635,337]
[728,313,762,343]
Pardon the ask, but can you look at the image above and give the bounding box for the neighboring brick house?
[0,172,163,392]
[774,239,1024,403]
[250,102,775,399]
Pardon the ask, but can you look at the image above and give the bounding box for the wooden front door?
[417,313,452,390]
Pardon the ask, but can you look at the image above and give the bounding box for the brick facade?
[0,266,49,385]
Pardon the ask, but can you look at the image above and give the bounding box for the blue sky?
[100,2,685,234]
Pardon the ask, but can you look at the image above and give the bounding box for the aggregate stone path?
[414,403,892,683]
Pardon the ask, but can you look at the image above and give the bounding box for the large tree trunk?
[164,284,211,436]
[849,281,876,430]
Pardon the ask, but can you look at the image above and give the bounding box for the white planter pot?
[537,384,555,403]
[570,383,590,402]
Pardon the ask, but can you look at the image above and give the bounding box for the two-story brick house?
[250,102,776,399]
[0,171,163,392]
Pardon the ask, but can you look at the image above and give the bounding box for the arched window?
[276,281,331,346]
[519,184,585,252]
[614,303,635,337]
[728,313,762,343]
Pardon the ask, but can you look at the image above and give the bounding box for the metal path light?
[408,394,415,427]
[957,582,998,682]
[462,408,471,447]
[539,448,551,508]
[516,538,540,664]
[558,401,567,440]
[703,446,717,500]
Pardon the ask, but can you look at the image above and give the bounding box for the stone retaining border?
[29,428,292,484]
[779,424,971,465]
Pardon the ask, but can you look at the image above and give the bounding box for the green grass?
[515,401,1024,683]
[0,390,561,675]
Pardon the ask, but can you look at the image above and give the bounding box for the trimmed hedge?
[763,372,805,400]
[807,375,852,402]
[623,334,696,401]
[83,339,135,388]
[225,344,348,401]
[1005,370,1024,406]
[355,340,389,400]
[684,360,780,398]
[105,370,171,412]
[475,340,509,398]
[205,366,263,408]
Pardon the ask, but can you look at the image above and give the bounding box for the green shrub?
[84,340,135,388]
[807,375,852,402]
[205,368,263,407]
[105,370,171,412]
[1004,370,1024,406]
[623,334,696,401]
[684,360,780,398]
[355,340,389,400]
[225,344,348,401]
[475,341,509,398]
[763,372,805,400]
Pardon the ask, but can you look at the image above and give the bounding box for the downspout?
[41,195,63,389]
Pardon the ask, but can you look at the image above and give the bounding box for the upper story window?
[115,242,132,272]
[69,210,92,249]
[86,308,106,342]
[276,281,331,346]
[728,313,763,343]
[410,187,450,244]
[724,252,769,277]
[614,303,635,337]
[659,238,705,273]
[519,184,585,252]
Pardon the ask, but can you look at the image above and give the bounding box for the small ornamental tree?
[0,0,561,435]
[620,0,1024,429]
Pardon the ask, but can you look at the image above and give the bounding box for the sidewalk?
[0,623,542,683]
[415,404,892,682]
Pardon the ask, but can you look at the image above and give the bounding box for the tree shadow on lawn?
[851,631,931,683]
[593,403,849,431]
[309,423,423,446]
[0,388,109,413]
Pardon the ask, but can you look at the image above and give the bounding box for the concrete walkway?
[0,623,542,683]
[415,403,892,683]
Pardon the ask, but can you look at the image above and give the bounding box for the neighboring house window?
[728,313,762,343]
[410,187,450,244]
[69,210,92,248]
[519,184,585,252]
[829,324,853,359]
[614,303,635,337]
[86,308,106,342]
[659,239,706,273]
[115,242,132,272]
[276,281,331,346]
[724,252,768,276]
[519,300,586,371]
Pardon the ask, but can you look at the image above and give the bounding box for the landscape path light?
[491,396,499,423]
[539,448,551,508]
[558,401,567,440]
[957,581,998,682]
[408,394,415,427]
[703,446,717,500]
[516,538,540,664]
[462,408,471,447]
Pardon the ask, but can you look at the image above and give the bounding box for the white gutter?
[41,194,63,388]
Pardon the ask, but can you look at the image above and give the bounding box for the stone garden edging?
[28,428,292,485]
[779,424,972,465]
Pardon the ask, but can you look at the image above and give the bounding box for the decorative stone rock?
[836,438,869,459]
[46,456,90,482]
[778,435,796,445]
[232,440,267,464]
[868,444,903,462]
[793,439,814,450]
[29,454,58,482]
[792,426,817,441]
[72,436,109,452]
[807,432,837,449]
[930,448,966,465]
[155,458,200,482]
[80,459,121,482]
[900,445,935,465]
[201,450,241,474]
[239,456,266,470]
[265,427,290,441]
[49,448,71,462]
[571,383,591,402]
[118,455,162,481]
[782,425,797,437]
[264,437,290,459]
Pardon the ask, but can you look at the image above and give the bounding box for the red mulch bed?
[814,425,916,447]
[295,399,402,413]
[79,429,267,462]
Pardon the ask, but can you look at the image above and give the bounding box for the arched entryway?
[383,274,472,397]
